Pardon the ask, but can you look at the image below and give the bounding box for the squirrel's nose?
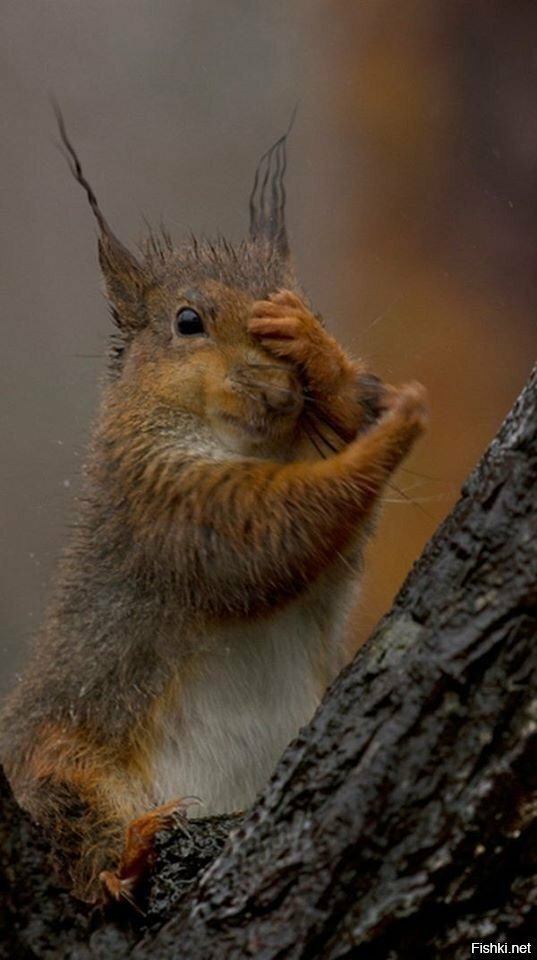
[229,363,303,416]
[260,379,300,415]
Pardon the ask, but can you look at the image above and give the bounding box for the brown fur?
[0,123,428,903]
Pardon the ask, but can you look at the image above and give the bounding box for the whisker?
[241,372,318,405]
[300,389,328,406]
[242,378,295,398]
[246,362,291,372]
[361,284,410,334]
[119,887,146,916]
[311,408,352,446]
[383,494,448,504]
[305,416,340,454]
[388,477,431,494]
[303,425,328,460]
[362,297,402,333]
[398,465,444,482]
[232,373,296,399]
[335,549,356,574]
[383,479,435,519]
[240,388,259,404]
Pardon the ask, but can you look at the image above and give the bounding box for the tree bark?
[1,368,535,959]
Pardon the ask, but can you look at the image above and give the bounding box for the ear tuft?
[54,105,147,331]
[249,109,297,260]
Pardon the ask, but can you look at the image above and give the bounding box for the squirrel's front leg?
[249,289,384,445]
[141,380,428,617]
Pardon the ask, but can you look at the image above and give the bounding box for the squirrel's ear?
[55,108,147,331]
[96,231,146,329]
[249,115,295,260]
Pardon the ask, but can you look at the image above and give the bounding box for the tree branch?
[2,367,535,959]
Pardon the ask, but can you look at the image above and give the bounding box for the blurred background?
[1,1,535,698]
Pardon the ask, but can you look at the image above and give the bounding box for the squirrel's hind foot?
[99,796,195,908]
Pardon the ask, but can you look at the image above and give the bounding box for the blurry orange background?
[306,2,536,645]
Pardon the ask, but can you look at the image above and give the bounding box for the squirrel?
[0,115,428,906]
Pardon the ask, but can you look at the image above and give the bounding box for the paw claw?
[269,289,305,309]
[99,796,195,910]
[100,870,146,914]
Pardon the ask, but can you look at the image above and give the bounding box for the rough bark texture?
[1,367,535,959]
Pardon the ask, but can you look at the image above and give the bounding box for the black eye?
[174,307,205,336]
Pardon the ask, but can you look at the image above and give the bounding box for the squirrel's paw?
[249,290,348,391]
[248,290,359,396]
[99,796,196,909]
[249,289,321,352]
[382,380,429,433]
[364,380,429,458]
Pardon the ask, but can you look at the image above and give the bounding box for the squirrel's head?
[57,111,311,458]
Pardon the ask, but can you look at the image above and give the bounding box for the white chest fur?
[151,572,357,815]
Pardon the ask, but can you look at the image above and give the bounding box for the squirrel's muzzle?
[228,362,303,418]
